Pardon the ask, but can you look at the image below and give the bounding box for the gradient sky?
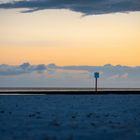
[0,1,140,66]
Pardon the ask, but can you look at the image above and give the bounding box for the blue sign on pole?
[94,72,99,78]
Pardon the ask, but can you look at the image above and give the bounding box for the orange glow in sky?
[0,9,140,66]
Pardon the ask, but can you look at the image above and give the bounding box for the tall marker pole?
[94,72,99,93]
[95,77,97,92]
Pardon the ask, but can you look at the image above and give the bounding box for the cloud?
[60,64,140,81]
[0,62,47,75]
[121,73,128,78]
[109,73,128,79]
[0,63,140,88]
[47,63,57,69]
[0,0,140,15]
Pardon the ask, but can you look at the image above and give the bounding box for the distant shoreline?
[0,88,140,94]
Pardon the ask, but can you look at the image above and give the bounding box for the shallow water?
[0,95,140,140]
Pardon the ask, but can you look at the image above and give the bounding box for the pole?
[94,72,99,93]
[95,77,97,92]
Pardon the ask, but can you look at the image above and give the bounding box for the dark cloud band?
[0,0,140,15]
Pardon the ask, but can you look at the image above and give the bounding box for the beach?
[0,94,140,140]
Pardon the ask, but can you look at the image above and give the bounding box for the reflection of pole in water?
[94,72,99,92]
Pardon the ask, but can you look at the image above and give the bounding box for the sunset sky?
[0,0,140,66]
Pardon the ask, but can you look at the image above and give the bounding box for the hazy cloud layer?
[0,63,46,76]
[0,0,140,15]
[0,63,140,88]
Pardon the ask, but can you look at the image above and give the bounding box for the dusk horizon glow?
[0,0,140,87]
[0,9,140,66]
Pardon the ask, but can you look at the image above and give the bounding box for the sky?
[0,0,140,87]
[0,0,140,66]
